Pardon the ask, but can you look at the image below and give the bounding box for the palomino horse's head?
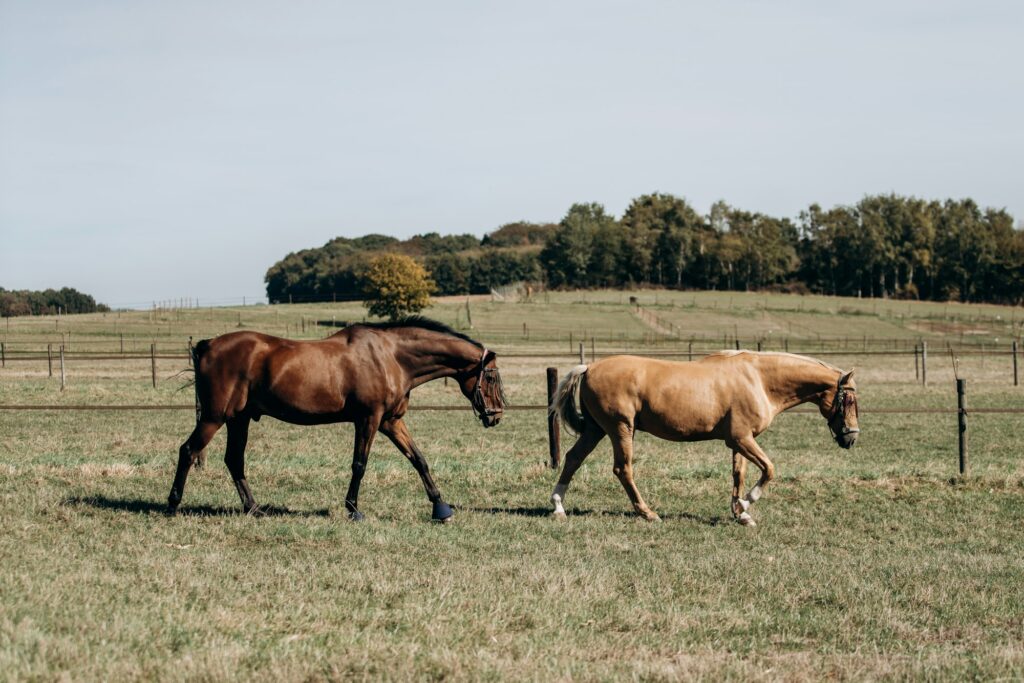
[459,349,506,428]
[823,369,859,449]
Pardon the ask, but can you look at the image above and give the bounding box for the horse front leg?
[731,435,775,527]
[345,417,379,521]
[224,416,258,514]
[380,418,453,523]
[731,450,750,523]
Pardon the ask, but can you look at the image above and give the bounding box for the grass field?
[2,292,1023,681]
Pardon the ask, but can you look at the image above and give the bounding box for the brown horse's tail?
[551,364,589,435]
[190,339,212,467]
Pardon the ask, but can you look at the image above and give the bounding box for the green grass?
[1,293,1023,680]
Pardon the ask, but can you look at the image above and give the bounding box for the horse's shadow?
[65,495,330,518]
[466,505,723,526]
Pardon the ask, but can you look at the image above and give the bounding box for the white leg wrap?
[551,484,567,516]
[737,498,750,512]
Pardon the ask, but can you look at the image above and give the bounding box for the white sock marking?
[552,484,568,516]
[746,485,762,503]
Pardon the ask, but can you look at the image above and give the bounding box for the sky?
[1,1,1021,308]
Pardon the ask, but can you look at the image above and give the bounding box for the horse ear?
[841,368,856,383]
[484,349,497,364]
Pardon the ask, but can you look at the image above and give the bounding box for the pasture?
[1,291,1023,681]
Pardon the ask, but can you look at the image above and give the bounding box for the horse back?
[582,355,772,441]
[195,330,393,424]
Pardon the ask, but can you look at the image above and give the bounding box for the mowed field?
[2,291,1023,681]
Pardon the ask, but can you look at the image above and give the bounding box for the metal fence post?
[48,344,53,377]
[151,343,157,388]
[1013,340,1019,387]
[59,345,66,390]
[922,341,928,386]
[547,368,560,469]
[957,378,968,475]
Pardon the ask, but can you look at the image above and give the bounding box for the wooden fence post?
[151,343,157,388]
[957,378,968,475]
[590,337,595,362]
[59,345,66,390]
[578,343,584,365]
[914,344,919,380]
[921,341,928,386]
[47,344,53,377]
[688,340,693,361]
[547,368,560,469]
[1,342,4,368]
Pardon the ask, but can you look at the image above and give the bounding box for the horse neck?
[758,356,839,412]
[393,332,483,388]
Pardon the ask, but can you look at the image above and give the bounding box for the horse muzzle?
[836,430,859,449]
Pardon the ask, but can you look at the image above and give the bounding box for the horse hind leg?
[224,416,258,514]
[610,422,659,522]
[168,420,221,513]
[551,422,606,518]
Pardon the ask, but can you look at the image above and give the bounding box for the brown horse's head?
[823,369,859,449]
[459,349,506,428]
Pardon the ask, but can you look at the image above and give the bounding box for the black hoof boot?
[432,500,454,523]
[348,509,365,522]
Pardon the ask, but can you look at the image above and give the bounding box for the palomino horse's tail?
[551,364,589,435]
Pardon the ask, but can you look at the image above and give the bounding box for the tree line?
[265,193,1024,305]
[0,287,110,317]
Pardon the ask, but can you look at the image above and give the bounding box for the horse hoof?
[737,512,756,527]
[165,505,178,517]
[553,510,567,520]
[643,514,662,523]
[348,509,365,522]
[245,505,266,518]
[432,501,454,522]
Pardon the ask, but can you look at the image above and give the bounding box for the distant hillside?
[0,287,110,317]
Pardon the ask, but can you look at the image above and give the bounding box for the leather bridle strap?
[829,375,860,438]
[472,348,502,417]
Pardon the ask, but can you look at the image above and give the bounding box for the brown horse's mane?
[345,316,484,349]
[707,349,840,373]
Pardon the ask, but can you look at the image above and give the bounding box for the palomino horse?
[167,318,506,522]
[549,351,859,525]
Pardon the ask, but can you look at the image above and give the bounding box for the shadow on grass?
[467,505,724,526]
[65,495,331,518]
[466,505,584,518]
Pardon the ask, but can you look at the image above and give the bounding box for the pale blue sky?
[1,1,1021,308]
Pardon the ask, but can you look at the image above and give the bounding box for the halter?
[471,348,505,418]
[828,374,860,440]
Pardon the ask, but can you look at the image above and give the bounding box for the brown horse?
[549,351,859,525]
[168,318,506,522]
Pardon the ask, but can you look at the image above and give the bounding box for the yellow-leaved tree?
[362,253,436,321]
